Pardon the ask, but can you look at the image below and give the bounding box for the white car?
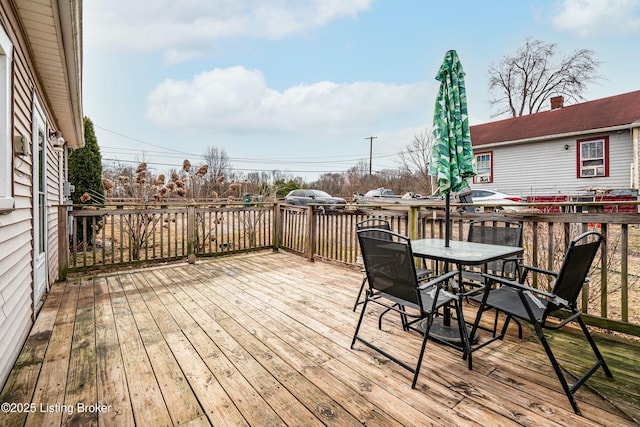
[471,189,524,211]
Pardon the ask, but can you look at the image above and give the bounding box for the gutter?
[56,0,83,149]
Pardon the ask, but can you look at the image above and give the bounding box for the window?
[473,151,492,184]
[577,137,609,178]
[0,27,13,210]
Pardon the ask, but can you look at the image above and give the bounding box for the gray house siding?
[472,131,634,196]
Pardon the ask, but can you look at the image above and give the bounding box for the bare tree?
[202,146,232,197]
[203,146,232,181]
[311,173,344,196]
[398,129,435,196]
[488,38,601,117]
[343,160,370,196]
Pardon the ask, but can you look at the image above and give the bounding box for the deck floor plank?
[163,263,366,426]
[105,275,173,427]
[62,277,98,427]
[131,269,248,427]
[143,268,287,427]
[24,279,79,427]
[94,276,135,427]
[0,278,66,427]
[152,268,325,427]
[121,271,206,426]
[2,250,639,427]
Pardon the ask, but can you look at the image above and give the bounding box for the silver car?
[471,189,524,211]
[285,189,346,209]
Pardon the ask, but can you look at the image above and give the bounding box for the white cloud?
[551,0,640,37]
[145,66,432,136]
[85,0,372,61]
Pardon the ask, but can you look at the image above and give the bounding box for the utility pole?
[365,136,377,175]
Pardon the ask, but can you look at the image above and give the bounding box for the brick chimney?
[551,96,564,110]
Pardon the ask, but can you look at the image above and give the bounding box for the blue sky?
[83,0,640,181]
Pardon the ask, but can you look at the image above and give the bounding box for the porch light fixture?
[49,130,65,148]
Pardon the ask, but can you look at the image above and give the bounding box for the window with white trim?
[473,151,493,184]
[578,137,609,178]
[0,27,13,211]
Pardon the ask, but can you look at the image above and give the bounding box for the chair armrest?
[481,273,556,299]
[521,264,558,278]
[418,270,459,291]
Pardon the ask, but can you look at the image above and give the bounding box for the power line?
[101,157,357,174]
[97,125,390,164]
[96,124,423,176]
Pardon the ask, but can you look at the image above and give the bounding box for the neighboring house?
[469,91,640,199]
[0,1,82,388]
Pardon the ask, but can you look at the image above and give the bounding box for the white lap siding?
[475,131,633,196]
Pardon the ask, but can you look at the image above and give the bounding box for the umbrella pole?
[445,193,450,247]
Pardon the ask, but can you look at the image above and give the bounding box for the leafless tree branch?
[488,38,602,118]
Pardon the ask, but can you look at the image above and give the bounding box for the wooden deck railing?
[59,201,640,335]
[60,203,275,273]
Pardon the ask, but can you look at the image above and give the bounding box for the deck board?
[1,250,639,427]
[94,276,135,427]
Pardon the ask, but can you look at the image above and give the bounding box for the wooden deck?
[1,250,639,427]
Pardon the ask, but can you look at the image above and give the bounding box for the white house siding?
[0,147,34,390]
[472,131,633,196]
[46,148,62,284]
[0,4,66,388]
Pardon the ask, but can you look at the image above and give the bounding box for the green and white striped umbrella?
[429,50,476,195]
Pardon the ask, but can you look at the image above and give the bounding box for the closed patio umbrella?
[429,49,476,247]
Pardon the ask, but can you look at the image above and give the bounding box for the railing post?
[272,203,280,252]
[57,205,69,281]
[187,204,196,264]
[408,206,419,240]
[621,223,629,322]
[306,205,315,262]
[600,223,608,318]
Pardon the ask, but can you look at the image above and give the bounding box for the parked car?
[353,188,440,204]
[285,189,347,209]
[470,189,524,211]
[363,188,395,198]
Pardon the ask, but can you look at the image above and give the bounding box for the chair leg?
[351,297,369,348]
[453,299,472,370]
[492,310,500,336]
[533,322,582,415]
[493,310,522,338]
[353,276,367,312]
[465,304,507,365]
[576,316,613,379]
[412,315,432,389]
[398,306,409,331]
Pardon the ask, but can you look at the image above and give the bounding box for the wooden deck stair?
[1,250,639,426]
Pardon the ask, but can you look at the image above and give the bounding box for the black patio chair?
[463,220,525,335]
[465,219,523,281]
[467,231,612,415]
[351,228,464,388]
[353,219,432,311]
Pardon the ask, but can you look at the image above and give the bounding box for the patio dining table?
[411,238,524,268]
[410,238,524,345]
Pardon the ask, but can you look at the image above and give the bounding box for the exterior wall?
[0,3,64,388]
[46,144,62,284]
[471,131,633,196]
